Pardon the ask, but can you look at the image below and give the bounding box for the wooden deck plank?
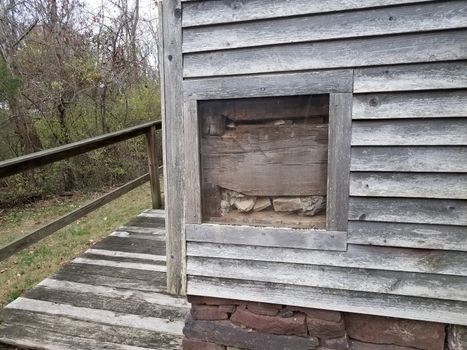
[92,236,166,255]
[25,286,187,320]
[0,209,186,350]
[0,309,182,350]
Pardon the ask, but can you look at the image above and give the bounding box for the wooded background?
[0,0,161,206]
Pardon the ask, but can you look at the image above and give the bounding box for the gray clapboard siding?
[182,0,434,27]
[350,147,467,172]
[349,197,467,226]
[353,91,467,119]
[183,1,467,53]
[188,276,467,326]
[352,119,467,146]
[187,257,467,301]
[348,221,467,251]
[186,224,347,251]
[183,30,467,77]
[184,70,353,99]
[187,242,467,276]
[350,173,467,199]
[354,62,467,92]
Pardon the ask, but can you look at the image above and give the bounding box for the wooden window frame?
[183,75,352,252]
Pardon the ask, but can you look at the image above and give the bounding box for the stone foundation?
[183,296,467,350]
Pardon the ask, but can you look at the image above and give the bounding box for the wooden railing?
[0,120,163,262]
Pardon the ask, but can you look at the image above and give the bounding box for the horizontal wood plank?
[348,221,467,251]
[25,286,186,320]
[183,1,467,52]
[187,256,467,301]
[187,242,467,276]
[352,118,467,146]
[354,62,467,92]
[350,173,467,199]
[183,30,467,77]
[350,146,467,172]
[353,91,467,120]
[186,224,347,251]
[0,309,182,350]
[184,70,353,100]
[92,235,166,255]
[6,298,184,335]
[188,276,467,326]
[349,197,467,226]
[182,0,434,27]
[202,123,328,196]
[0,121,160,179]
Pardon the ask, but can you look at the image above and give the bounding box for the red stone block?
[307,317,346,339]
[321,334,349,349]
[230,305,307,337]
[345,314,445,350]
[183,339,226,350]
[188,295,240,306]
[192,305,229,320]
[286,306,342,323]
[245,301,282,316]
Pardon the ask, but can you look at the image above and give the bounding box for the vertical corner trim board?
[161,0,186,295]
[327,93,352,232]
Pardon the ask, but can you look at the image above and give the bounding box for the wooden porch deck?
[0,210,188,350]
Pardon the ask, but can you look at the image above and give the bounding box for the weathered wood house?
[160,1,467,349]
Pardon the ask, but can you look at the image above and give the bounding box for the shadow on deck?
[0,210,188,350]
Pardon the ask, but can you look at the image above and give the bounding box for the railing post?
[146,125,162,209]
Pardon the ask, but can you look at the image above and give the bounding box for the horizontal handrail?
[0,171,163,263]
[0,121,164,262]
[0,120,161,179]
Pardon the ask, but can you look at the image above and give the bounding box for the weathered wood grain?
[0,174,150,263]
[37,279,189,309]
[206,211,327,230]
[350,146,467,172]
[145,126,162,209]
[6,298,184,335]
[183,30,467,77]
[348,221,467,251]
[186,224,347,251]
[187,256,467,301]
[0,121,160,179]
[353,91,467,119]
[198,95,329,121]
[184,70,353,100]
[0,309,183,350]
[187,242,467,276]
[182,0,434,27]
[71,257,166,272]
[183,1,467,52]
[92,236,166,255]
[25,287,185,320]
[354,62,467,92]
[350,173,467,199]
[349,197,467,226]
[327,93,352,231]
[352,118,467,146]
[201,123,328,196]
[188,276,467,326]
[52,262,167,291]
[161,0,186,295]
[184,99,202,224]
